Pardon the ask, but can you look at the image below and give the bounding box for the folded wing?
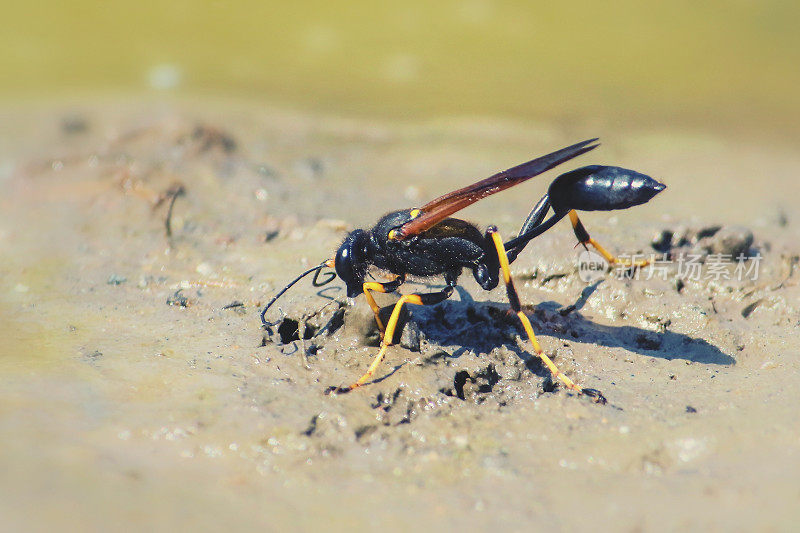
[393,138,600,240]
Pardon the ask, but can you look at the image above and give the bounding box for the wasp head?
[334,229,370,298]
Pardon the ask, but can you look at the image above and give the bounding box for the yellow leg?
[489,227,606,403]
[363,282,388,332]
[327,293,424,394]
[362,274,405,334]
[569,210,650,268]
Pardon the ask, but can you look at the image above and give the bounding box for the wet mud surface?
[1,101,799,531]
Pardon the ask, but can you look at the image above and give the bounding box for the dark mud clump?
[652,224,756,260]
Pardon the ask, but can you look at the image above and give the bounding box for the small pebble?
[107,274,127,285]
[651,229,673,253]
[400,321,423,352]
[14,283,29,293]
[167,290,190,307]
[709,226,754,258]
[196,262,214,276]
[62,116,88,134]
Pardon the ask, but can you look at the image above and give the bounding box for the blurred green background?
[1,0,798,135]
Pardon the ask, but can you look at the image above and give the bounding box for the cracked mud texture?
[1,101,799,531]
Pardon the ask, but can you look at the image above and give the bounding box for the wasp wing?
[394,138,599,239]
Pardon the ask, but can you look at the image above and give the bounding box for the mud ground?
[1,100,799,532]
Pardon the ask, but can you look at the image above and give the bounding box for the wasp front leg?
[327,285,453,394]
[362,274,405,334]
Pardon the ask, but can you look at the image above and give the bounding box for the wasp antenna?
[312,264,337,287]
[260,260,331,328]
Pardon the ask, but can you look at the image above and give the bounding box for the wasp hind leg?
[487,226,606,404]
[326,284,454,394]
[569,210,650,268]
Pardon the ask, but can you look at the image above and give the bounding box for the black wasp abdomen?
[548,165,666,212]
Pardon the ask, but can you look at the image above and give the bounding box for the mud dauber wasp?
[261,139,665,402]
